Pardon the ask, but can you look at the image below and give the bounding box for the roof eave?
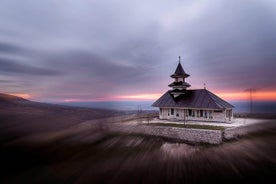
[170,74,190,78]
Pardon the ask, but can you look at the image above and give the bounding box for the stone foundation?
[111,124,223,144]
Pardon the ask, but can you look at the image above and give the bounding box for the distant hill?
[0,93,122,142]
[0,93,29,103]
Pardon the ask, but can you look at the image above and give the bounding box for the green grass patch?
[149,122,225,130]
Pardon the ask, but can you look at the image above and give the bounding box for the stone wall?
[110,124,223,144]
[108,119,276,144]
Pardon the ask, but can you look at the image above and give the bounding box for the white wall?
[159,108,233,122]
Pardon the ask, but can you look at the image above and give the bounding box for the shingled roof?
[152,89,234,109]
[170,63,190,78]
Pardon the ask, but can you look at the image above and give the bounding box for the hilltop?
[0,93,29,103]
[0,93,122,142]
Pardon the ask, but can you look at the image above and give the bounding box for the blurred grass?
[1,94,275,183]
[0,127,275,184]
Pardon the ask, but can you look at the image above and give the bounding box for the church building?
[152,57,234,122]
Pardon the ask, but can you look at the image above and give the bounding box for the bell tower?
[169,56,191,97]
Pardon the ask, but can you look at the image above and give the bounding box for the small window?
[226,109,232,118]
[209,111,213,119]
[188,109,192,116]
[176,109,179,117]
[171,108,174,115]
[200,110,203,117]
[192,110,195,117]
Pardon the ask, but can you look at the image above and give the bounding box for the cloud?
[0,57,59,76]
[0,41,24,54]
[0,79,13,83]
[0,0,275,101]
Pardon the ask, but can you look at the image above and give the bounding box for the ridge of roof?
[152,89,234,109]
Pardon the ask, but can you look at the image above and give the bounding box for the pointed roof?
[168,81,191,88]
[170,62,190,78]
[152,89,234,109]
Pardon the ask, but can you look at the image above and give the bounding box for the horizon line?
[8,91,276,103]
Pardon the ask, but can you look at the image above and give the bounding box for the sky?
[0,0,276,102]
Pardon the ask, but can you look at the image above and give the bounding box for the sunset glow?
[113,91,276,102]
[216,91,276,101]
[10,93,31,99]
[62,91,276,102]
[62,93,162,102]
[114,93,162,100]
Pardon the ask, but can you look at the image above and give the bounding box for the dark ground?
[0,94,275,184]
[0,93,124,143]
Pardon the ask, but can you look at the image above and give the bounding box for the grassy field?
[0,128,275,184]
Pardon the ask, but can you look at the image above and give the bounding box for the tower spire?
[169,57,191,97]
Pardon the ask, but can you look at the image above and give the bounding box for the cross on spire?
[178,56,181,63]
